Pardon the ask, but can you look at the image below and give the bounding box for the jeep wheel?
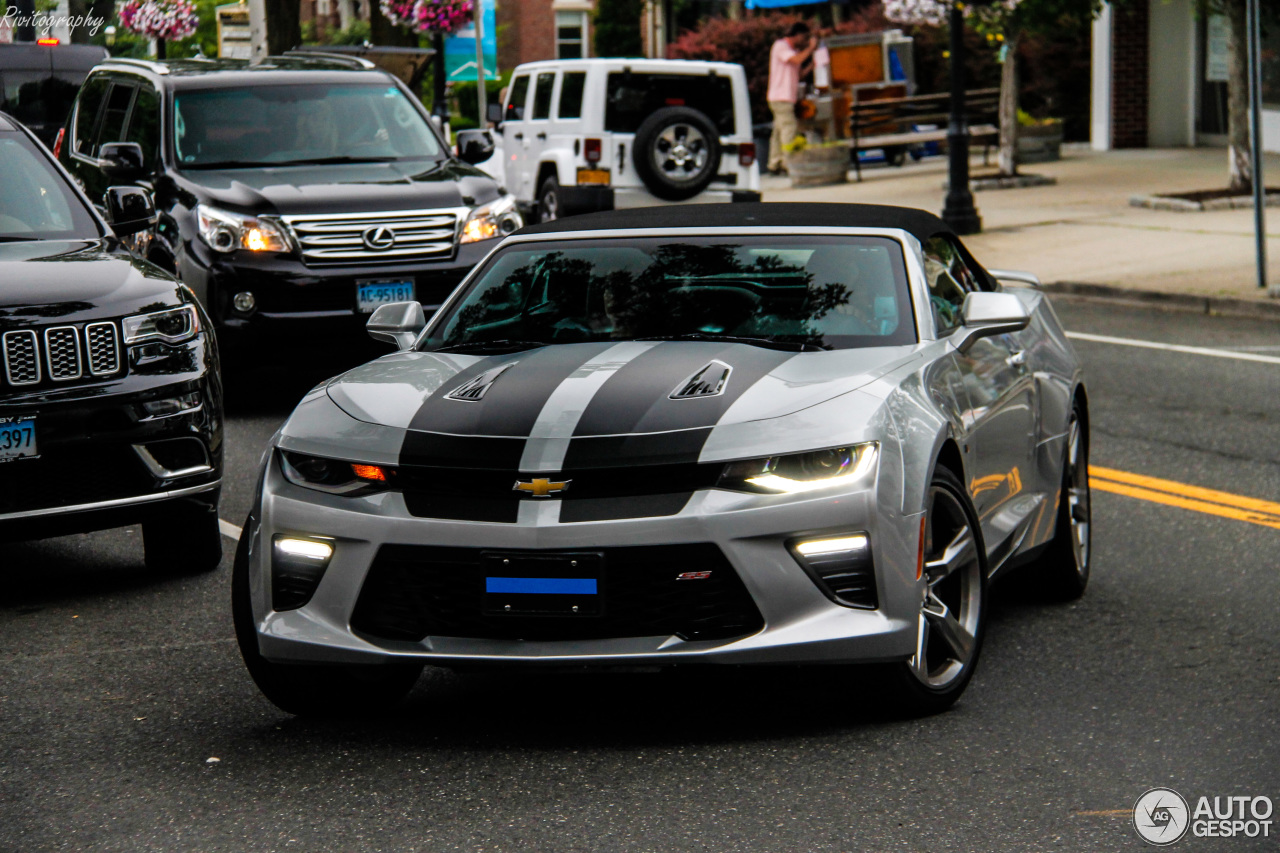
[632,106,721,202]
[537,175,560,223]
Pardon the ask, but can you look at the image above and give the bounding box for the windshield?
[0,133,99,241]
[422,236,917,352]
[173,83,445,168]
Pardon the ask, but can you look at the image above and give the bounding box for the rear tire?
[1039,402,1091,600]
[876,465,987,717]
[143,495,222,573]
[232,518,423,717]
[536,175,560,223]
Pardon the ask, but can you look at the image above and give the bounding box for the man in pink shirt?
[767,22,817,174]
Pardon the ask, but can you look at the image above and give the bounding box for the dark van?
[0,41,109,147]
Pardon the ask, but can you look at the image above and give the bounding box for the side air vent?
[446,362,517,402]
[670,360,731,400]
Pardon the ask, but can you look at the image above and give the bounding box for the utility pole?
[247,0,268,62]
[941,1,982,235]
[1246,0,1270,293]
[474,0,486,126]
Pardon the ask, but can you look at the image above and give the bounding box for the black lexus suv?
[57,54,518,347]
[0,111,223,571]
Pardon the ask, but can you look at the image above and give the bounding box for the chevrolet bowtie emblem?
[512,477,571,497]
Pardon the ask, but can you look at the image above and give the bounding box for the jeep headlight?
[719,444,879,494]
[122,304,200,345]
[460,195,523,244]
[196,204,291,253]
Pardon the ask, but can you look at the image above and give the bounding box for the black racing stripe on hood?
[562,429,713,470]
[572,342,794,438]
[406,342,613,437]
[399,432,526,469]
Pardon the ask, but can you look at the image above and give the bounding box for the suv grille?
[2,323,122,388]
[282,210,460,265]
[350,544,765,644]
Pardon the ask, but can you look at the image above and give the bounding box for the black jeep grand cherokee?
[57,54,518,346]
[1,112,223,571]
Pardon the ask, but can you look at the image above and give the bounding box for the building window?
[556,11,588,59]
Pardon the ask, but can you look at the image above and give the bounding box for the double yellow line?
[1091,466,1280,530]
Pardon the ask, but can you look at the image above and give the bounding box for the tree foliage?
[593,0,643,58]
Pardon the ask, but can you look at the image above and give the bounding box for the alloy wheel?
[653,124,709,184]
[1065,416,1090,578]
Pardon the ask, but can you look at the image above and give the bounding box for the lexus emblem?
[362,225,396,251]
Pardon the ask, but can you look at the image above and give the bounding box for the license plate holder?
[481,551,604,617]
[576,168,611,186]
[0,415,37,461]
[356,279,416,314]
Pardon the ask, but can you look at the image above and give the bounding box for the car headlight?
[280,451,396,495]
[460,195,523,244]
[196,204,291,253]
[719,443,878,494]
[122,304,200,345]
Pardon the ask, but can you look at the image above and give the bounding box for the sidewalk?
[761,146,1280,311]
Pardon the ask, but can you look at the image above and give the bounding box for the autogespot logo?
[1134,788,1190,846]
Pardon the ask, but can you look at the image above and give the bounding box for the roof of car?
[512,57,744,73]
[97,55,392,87]
[517,203,957,243]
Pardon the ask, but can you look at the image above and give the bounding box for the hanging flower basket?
[380,0,472,35]
[118,0,199,42]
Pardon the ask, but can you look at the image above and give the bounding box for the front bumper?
[244,456,922,668]
[0,343,222,541]
[182,239,495,340]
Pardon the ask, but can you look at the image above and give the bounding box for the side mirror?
[486,102,504,125]
[954,291,1031,353]
[367,301,426,350]
[456,129,495,165]
[99,142,146,182]
[104,186,156,237]
[986,268,1042,288]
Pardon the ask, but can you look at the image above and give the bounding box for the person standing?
[766,21,817,175]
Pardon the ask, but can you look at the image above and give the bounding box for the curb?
[1042,281,1280,322]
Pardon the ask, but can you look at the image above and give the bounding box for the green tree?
[594,0,643,58]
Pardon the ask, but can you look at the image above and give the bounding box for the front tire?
[143,494,222,573]
[878,465,987,716]
[232,518,423,717]
[1039,402,1091,599]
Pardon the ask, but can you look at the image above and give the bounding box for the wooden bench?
[847,87,1001,181]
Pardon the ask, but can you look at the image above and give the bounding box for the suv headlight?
[280,451,396,496]
[460,195,523,244]
[122,304,200,345]
[719,443,878,494]
[196,204,291,253]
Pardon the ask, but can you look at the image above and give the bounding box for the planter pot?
[785,145,849,187]
[1016,123,1063,164]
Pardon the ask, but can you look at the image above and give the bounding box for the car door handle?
[514,133,523,140]
[1006,350,1026,367]
[536,132,547,141]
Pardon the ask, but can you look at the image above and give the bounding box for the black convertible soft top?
[517,203,957,244]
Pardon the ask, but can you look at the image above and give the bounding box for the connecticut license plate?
[0,415,37,460]
[356,280,415,314]
[576,168,611,186]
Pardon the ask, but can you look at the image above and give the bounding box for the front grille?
[350,544,765,644]
[3,331,40,385]
[0,443,154,514]
[1,323,122,389]
[44,327,82,381]
[85,323,121,376]
[283,209,459,266]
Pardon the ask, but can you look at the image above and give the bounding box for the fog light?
[272,536,334,611]
[790,533,877,609]
[141,391,202,419]
[233,291,256,314]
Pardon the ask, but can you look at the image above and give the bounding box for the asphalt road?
[2,299,1277,852]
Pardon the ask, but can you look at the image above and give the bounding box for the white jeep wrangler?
[483,58,761,222]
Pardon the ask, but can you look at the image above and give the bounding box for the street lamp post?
[942,1,982,235]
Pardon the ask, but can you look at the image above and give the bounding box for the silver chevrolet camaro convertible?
[233,203,1090,717]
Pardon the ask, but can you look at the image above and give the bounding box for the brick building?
[497,0,595,70]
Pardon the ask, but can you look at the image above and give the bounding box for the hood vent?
[670,360,732,400]
[445,362,516,402]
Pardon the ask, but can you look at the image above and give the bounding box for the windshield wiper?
[633,333,827,352]
[430,339,549,354]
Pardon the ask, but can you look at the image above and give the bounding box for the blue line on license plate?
[485,577,598,595]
